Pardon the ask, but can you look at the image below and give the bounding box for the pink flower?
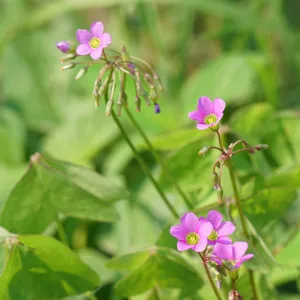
[76,22,112,60]
[188,96,226,130]
[200,210,235,246]
[213,242,254,269]
[56,41,70,53]
[170,212,213,252]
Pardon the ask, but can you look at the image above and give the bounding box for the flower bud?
[213,172,220,190]
[75,67,88,80]
[56,41,70,53]
[105,100,114,116]
[155,103,160,114]
[255,144,269,151]
[198,146,209,156]
[60,62,76,71]
[217,188,223,204]
[154,74,164,92]
[121,46,131,62]
[142,90,151,106]
[98,77,109,99]
[228,290,243,300]
[135,96,141,112]
[93,90,100,107]
[60,53,76,63]
[149,86,158,103]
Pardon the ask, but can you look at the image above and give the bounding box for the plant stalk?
[198,253,223,300]
[124,105,193,210]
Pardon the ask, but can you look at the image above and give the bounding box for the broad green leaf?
[0,108,26,165]
[107,247,203,297]
[0,235,99,299]
[1,153,128,233]
[181,55,264,113]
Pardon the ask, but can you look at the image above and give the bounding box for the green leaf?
[181,55,263,113]
[107,247,203,297]
[0,235,99,299]
[1,153,129,233]
[0,108,26,165]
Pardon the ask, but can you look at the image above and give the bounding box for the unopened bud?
[98,77,109,99]
[106,100,114,116]
[142,90,151,106]
[155,103,160,114]
[154,74,164,91]
[75,67,88,80]
[121,46,130,62]
[93,91,100,107]
[149,86,158,103]
[217,188,223,204]
[255,144,269,151]
[213,172,219,190]
[209,266,222,289]
[228,290,243,300]
[60,53,76,63]
[135,96,141,112]
[116,100,122,116]
[198,146,209,156]
[60,62,76,71]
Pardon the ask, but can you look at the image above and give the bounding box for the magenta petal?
[196,123,210,130]
[181,212,199,232]
[215,113,224,122]
[217,221,236,236]
[199,96,213,114]
[198,220,213,237]
[233,242,248,261]
[240,254,254,264]
[91,22,104,38]
[177,241,193,251]
[90,47,103,60]
[76,29,92,43]
[76,44,92,55]
[193,237,208,252]
[101,33,112,47]
[188,110,201,121]
[213,98,226,115]
[214,243,233,260]
[170,225,186,240]
[207,210,223,229]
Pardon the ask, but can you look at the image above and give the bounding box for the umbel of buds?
[57,21,163,116]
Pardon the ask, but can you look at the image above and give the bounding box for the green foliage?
[0,235,99,300]
[0,153,128,234]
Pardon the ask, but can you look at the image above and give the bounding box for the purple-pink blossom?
[188,96,226,130]
[76,22,112,60]
[56,41,70,53]
[213,242,254,269]
[200,210,235,246]
[155,103,161,114]
[170,212,213,252]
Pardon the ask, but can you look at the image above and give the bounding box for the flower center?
[186,232,199,245]
[207,230,218,241]
[204,114,217,125]
[89,37,100,49]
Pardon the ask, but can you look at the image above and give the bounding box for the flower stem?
[124,105,194,210]
[107,103,179,218]
[198,253,223,300]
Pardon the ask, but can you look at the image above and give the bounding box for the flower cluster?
[170,210,253,288]
[56,21,163,115]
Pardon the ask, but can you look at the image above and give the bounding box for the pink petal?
[90,47,103,60]
[188,110,203,122]
[199,96,213,115]
[91,22,104,38]
[217,237,232,244]
[177,241,193,251]
[193,237,208,252]
[240,253,254,264]
[215,113,224,123]
[233,242,248,261]
[76,44,92,55]
[213,98,226,115]
[196,123,210,130]
[76,29,92,43]
[181,212,199,232]
[198,220,213,237]
[101,33,112,47]
[217,221,236,236]
[170,225,187,240]
[207,210,223,229]
[214,243,233,260]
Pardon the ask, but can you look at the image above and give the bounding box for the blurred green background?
[1,0,300,299]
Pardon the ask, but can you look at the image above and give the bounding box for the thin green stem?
[249,270,259,300]
[56,218,68,246]
[124,105,193,210]
[198,253,223,300]
[216,130,225,152]
[106,99,179,218]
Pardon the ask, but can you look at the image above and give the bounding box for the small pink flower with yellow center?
[188,96,226,131]
[170,212,213,252]
[76,22,112,60]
